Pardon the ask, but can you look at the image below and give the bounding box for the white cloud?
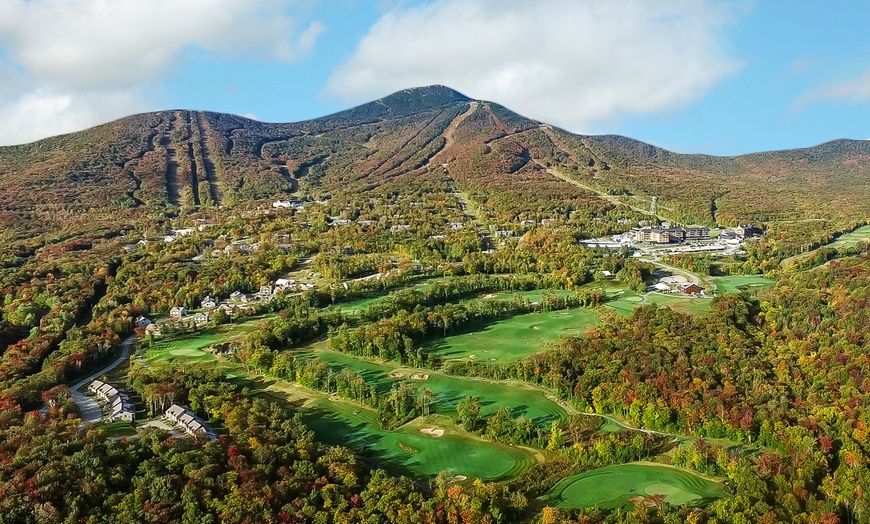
[0,0,322,145]
[799,67,870,105]
[326,0,743,132]
[0,87,148,146]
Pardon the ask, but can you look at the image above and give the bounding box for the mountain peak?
[373,85,471,114]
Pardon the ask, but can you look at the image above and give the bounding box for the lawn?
[546,463,729,509]
[300,399,537,480]
[316,350,567,424]
[600,288,643,316]
[710,275,775,294]
[141,319,270,367]
[98,420,138,437]
[644,294,713,315]
[424,308,601,364]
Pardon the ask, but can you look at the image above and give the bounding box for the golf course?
[710,275,775,294]
[300,397,538,480]
[316,350,568,423]
[423,307,601,364]
[546,463,730,509]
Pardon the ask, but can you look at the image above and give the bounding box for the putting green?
[710,275,775,294]
[301,399,536,480]
[424,308,600,364]
[547,463,729,509]
[316,350,567,424]
[601,288,643,316]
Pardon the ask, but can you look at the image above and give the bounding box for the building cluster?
[634,225,710,244]
[88,380,135,422]
[719,224,764,244]
[165,404,217,440]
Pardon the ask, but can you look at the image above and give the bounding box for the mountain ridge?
[1,85,868,240]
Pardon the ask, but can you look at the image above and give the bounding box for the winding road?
[68,334,137,424]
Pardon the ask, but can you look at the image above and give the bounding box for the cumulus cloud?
[326,0,742,132]
[798,67,870,106]
[0,0,322,145]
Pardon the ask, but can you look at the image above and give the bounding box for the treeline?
[357,273,595,322]
[233,349,433,430]
[330,291,601,364]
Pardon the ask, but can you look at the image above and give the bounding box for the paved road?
[649,259,701,285]
[68,334,137,424]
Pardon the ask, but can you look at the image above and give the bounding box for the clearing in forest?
[546,463,729,509]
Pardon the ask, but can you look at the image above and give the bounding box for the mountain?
[1,85,869,240]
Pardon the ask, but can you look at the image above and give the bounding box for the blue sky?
[1,0,869,155]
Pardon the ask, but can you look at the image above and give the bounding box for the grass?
[781,224,870,268]
[424,308,600,364]
[644,294,713,315]
[599,288,643,316]
[98,420,138,437]
[299,400,537,480]
[316,350,567,424]
[546,463,729,509]
[710,275,776,294]
[140,319,269,366]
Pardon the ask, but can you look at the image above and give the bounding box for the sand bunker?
[532,326,540,330]
[420,427,445,438]
[483,293,497,299]
[448,475,468,483]
[410,373,430,381]
[468,354,477,360]
[387,371,404,379]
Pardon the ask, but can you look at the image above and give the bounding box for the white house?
[201,296,217,309]
[134,316,152,327]
[88,380,134,422]
[169,306,187,319]
[165,404,217,440]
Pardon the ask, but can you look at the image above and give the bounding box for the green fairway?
[601,288,643,316]
[711,275,775,294]
[300,399,537,480]
[644,294,713,315]
[547,463,729,509]
[316,350,567,424]
[424,308,600,364]
[141,318,271,366]
[781,224,870,269]
[143,334,223,366]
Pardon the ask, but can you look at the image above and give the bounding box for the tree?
[456,395,480,430]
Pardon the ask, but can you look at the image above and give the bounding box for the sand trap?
[420,427,445,438]
[387,371,404,379]
[489,358,497,361]
[483,293,496,299]
[468,354,477,360]
[448,475,468,483]
[410,373,430,381]
[532,326,540,330]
